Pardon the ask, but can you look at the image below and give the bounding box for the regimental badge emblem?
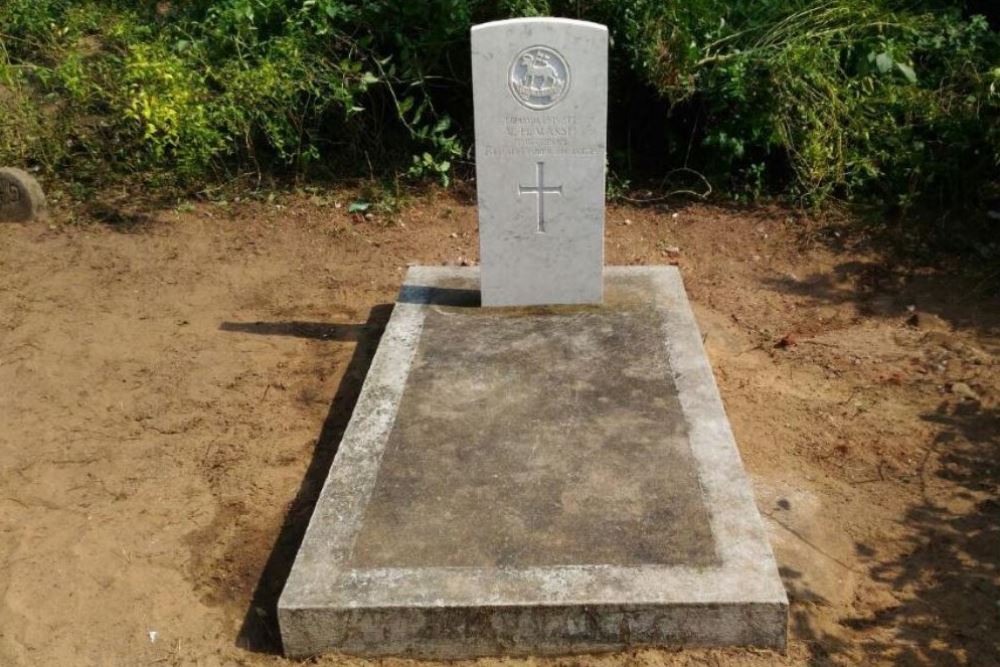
[509,46,570,110]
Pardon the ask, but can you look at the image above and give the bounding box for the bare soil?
[0,186,997,666]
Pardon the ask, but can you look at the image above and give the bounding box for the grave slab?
[278,266,788,659]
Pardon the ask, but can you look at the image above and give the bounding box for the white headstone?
[471,18,607,306]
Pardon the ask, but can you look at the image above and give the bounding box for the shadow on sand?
[791,403,999,665]
[220,305,394,654]
[759,231,999,664]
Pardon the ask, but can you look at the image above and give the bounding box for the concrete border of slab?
[277,266,788,659]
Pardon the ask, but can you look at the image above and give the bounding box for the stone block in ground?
[0,168,46,222]
[278,266,788,659]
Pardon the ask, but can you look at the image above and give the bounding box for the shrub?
[0,0,996,221]
[607,0,999,210]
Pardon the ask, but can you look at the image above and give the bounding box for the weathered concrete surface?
[278,266,788,659]
[351,279,716,569]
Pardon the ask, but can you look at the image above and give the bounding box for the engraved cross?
[518,161,562,233]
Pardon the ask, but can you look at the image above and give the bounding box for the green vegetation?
[1,1,997,220]
[613,0,1000,213]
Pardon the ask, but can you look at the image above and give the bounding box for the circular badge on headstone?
[0,167,46,223]
[509,46,570,110]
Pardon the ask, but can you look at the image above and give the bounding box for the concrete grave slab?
[473,18,607,306]
[278,266,788,659]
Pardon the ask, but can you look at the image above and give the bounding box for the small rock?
[906,311,950,332]
[950,382,980,401]
[449,232,458,238]
[774,333,798,349]
[663,245,681,257]
[623,218,632,226]
[0,167,46,222]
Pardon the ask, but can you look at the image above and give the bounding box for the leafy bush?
[0,0,997,219]
[0,0,470,182]
[610,0,999,210]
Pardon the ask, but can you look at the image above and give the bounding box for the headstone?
[0,168,46,223]
[472,18,607,306]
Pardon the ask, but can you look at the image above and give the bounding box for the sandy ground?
[0,186,997,667]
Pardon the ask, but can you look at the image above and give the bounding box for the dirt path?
[0,189,996,666]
